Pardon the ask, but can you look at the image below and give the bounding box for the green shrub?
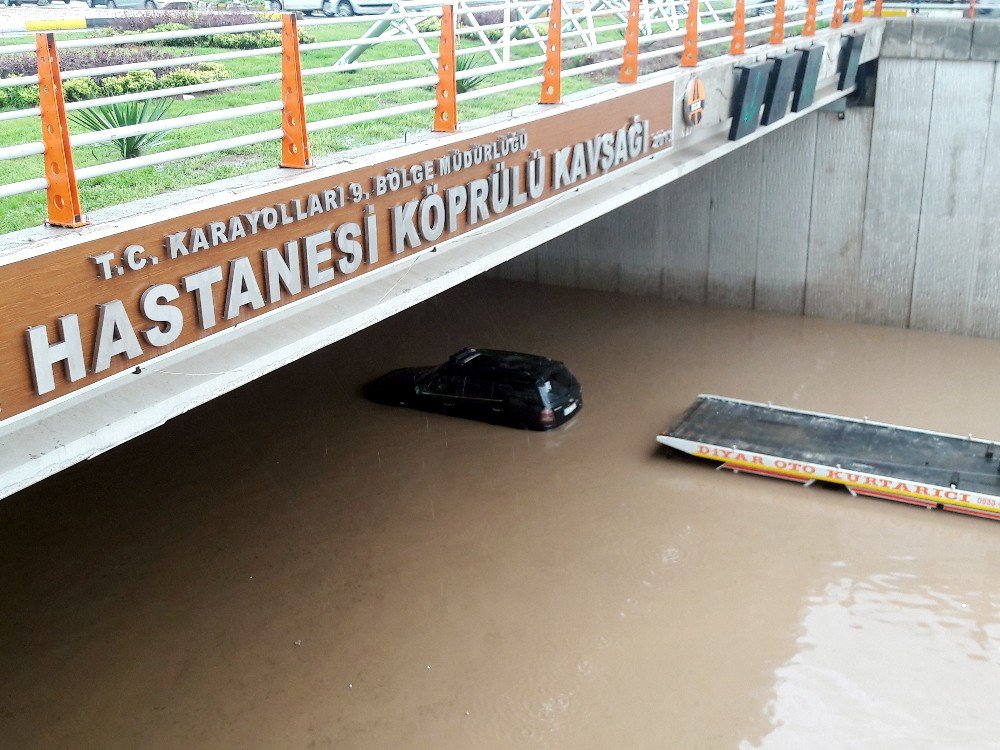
[513,22,549,40]
[101,69,158,97]
[417,17,441,32]
[62,77,102,102]
[163,62,230,88]
[151,22,193,33]
[204,28,315,49]
[159,69,206,88]
[193,61,229,78]
[159,64,228,88]
[0,85,40,110]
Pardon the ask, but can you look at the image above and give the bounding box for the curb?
[24,16,119,31]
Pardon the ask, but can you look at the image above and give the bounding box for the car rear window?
[538,367,577,406]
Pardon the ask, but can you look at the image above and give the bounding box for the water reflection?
[750,566,1000,749]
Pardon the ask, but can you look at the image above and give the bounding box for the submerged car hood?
[364,367,433,400]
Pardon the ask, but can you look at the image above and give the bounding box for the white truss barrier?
[335,0,730,69]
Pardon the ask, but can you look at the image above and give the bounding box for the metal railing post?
[850,0,864,23]
[35,32,86,228]
[770,0,786,43]
[433,4,457,132]
[540,0,562,103]
[804,0,818,35]
[681,0,698,67]
[502,0,511,64]
[730,0,747,54]
[619,0,641,83]
[280,13,311,169]
[832,0,845,27]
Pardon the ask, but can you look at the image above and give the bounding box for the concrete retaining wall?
[500,19,1000,339]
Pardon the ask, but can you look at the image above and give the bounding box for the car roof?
[448,348,561,381]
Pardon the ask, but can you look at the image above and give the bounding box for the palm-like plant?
[456,54,487,94]
[69,99,178,160]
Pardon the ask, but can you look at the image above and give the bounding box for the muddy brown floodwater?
[2,277,1000,749]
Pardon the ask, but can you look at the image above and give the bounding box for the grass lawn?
[0,14,693,233]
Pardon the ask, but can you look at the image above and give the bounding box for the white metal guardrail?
[0,0,904,227]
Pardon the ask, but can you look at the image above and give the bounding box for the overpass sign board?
[0,80,674,425]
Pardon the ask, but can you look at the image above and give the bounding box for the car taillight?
[540,408,555,425]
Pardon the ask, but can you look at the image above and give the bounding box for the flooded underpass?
[3,277,1000,749]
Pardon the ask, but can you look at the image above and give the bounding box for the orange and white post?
[770,0,786,44]
[730,0,747,55]
[619,0,641,83]
[433,3,458,132]
[280,13,311,169]
[803,0,818,35]
[832,0,845,27]
[541,0,562,103]
[681,0,698,67]
[35,32,86,228]
[850,0,864,23]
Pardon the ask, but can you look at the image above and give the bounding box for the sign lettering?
[0,82,674,422]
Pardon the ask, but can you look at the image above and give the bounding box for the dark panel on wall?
[791,44,825,111]
[838,33,866,91]
[762,51,803,125]
[729,60,774,141]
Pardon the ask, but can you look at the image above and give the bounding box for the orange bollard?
[770,0,786,43]
[850,0,864,23]
[619,0,641,83]
[681,0,698,67]
[832,0,845,27]
[803,0,818,35]
[541,0,562,103]
[874,0,883,15]
[35,33,86,228]
[730,0,746,54]
[434,4,457,132]
[280,14,311,169]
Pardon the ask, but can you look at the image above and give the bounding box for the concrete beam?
[971,19,1000,61]
[880,18,914,58]
[910,60,993,333]
[910,18,973,60]
[857,58,934,327]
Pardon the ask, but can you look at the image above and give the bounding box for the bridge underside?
[0,21,880,500]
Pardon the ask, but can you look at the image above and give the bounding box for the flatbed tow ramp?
[658,395,1000,522]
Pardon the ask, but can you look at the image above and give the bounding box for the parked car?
[974,0,1000,16]
[86,0,191,7]
[364,348,583,430]
[0,0,71,5]
[265,0,390,15]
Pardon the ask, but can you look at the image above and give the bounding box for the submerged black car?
[364,348,582,430]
